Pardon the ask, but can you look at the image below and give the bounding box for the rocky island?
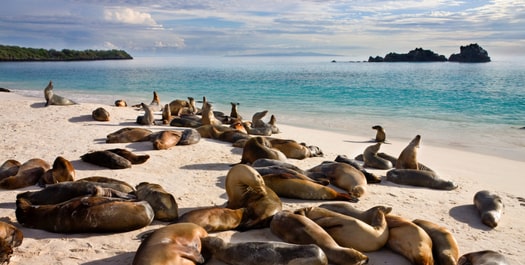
[0,45,132,61]
[369,43,490,63]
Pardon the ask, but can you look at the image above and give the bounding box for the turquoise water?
[1,56,524,161]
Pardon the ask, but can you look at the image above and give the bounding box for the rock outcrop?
[369,48,447,62]
[448,43,491,63]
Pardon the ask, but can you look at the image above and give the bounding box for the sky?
[1,0,524,59]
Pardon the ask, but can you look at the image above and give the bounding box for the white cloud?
[104,7,160,27]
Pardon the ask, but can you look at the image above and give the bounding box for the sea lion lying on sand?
[474,190,504,228]
[386,168,458,190]
[0,158,50,189]
[43,81,76,106]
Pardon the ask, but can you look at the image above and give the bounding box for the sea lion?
[0,160,21,181]
[268,114,280,134]
[106,127,153,143]
[150,130,183,150]
[307,161,367,199]
[39,156,76,185]
[201,236,328,265]
[0,158,50,189]
[115,99,127,107]
[240,136,287,164]
[106,148,150,164]
[201,102,222,127]
[169,97,195,116]
[229,102,242,120]
[0,221,23,264]
[80,150,132,169]
[363,142,393,169]
[43,81,76,106]
[474,190,504,228]
[334,154,382,183]
[253,159,328,185]
[270,210,368,265]
[251,110,268,128]
[396,135,421,169]
[458,250,509,265]
[386,214,434,265]
[77,176,135,193]
[267,138,324,159]
[16,196,154,233]
[0,88,10,92]
[225,164,282,230]
[413,219,459,265]
[149,91,161,109]
[372,125,386,142]
[318,202,393,225]
[295,206,389,252]
[178,128,201,145]
[178,207,245,232]
[132,222,208,265]
[198,124,249,144]
[136,102,155,125]
[386,168,458,190]
[135,182,178,222]
[92,107,110,121]
[161,103,172,124]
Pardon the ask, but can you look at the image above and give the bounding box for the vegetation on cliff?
[0,45,133,61]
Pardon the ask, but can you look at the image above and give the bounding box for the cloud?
[104,7,160,27]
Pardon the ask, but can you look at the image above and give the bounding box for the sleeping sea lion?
[39,156,76,185]
[240,136,287,164]
[43,81,76,106]
[386,168,458,190]
[334,154,382,183]
[413,219,459,265]
[135,182,178,222]
[474,190,504,228]
[0,160,21,181]
[92,107,110,121]
[267,138,323,159]
[106,127,153,143]
[80,150,132,169]
[307,161,367,199]
[178,207,245,232]
[77,176,135,193]
[386,214,434,265]
[151,130,182,150]
[178,128,201,145]
[0,221,23,264]
[105,148,150,164]
[458,250,509,265]
[114,99,127,107]
[0,158,50,189]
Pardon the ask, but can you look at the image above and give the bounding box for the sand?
[0,91,524,265]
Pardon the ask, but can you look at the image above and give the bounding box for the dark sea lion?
[386,214,434,265]
[372,125,386,142]
[77,176,135,193]
[92,107,110,121]
[150,130,182,150]
[229,102,242,120]
[413,219,459,265]
[386,168,458,190]
[43,80,76,106]
[136,102,155,125]
[363,142,393,169]
[202,236,328,265]
[203,124,250,144]
[106,127,153,143]
[170,114,203,128]
[267,138,324,159]
[396,134,421,169]
[240,136,287,164]
[132,222,208,265]
[16,196,154,233]
[39,156,76,185]
[334,154,382,183]
[0,221,23,264]
[295,206,389,252]
[474,190,504,228]
[0,158,50,189]
[251,110,268,128]
[178,128,201,145]
[135,182,178,222]
[178,207,245,232]
[458,250,509,265]
[0,88,10,92]
[106,148,150,164]
[307,161,367,199]
[80,150,132,169]
[0,160,21,181]
[270,210,368,265]
[114,99,127,107]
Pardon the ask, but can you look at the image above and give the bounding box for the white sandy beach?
[0,91,524,265]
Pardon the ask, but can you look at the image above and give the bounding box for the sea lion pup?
[0,158,50,190]
[178,207,246,232]
[270,210,369,265]
[178,128,201,145]
[307,161,367,199]
[105,148,150,164]
[39,156,76,186]
[43,80,76,106]
[136,102,155,125]
[362,142,393,169]
[386,169,458,190]
[0,221,23,264]
[161,103,172,124]
[115,99,127,107]
[267,138,324,159]
[396,134,422,169]
[0,160,21,181]
[91,107,110,121]
[372,125,386,142]
[150,130,183,150]
[135,182,178,222]
[77,176,135,193]
[413,219,459,265]
[458,250,509,265]
[268,114,280,134]
[201,236,328,265]
[106,127,153,143]
[81,150,132,169]
[240,136,287,164]
[386,214,434,265]
[474,190,504,228]
[295,206,389,252]
[334,154,382,184]
[225,164,282,230]
[16,196,154,233]
[132,223,208,265]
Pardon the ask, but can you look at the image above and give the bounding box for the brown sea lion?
[150,130,183,150]
[0,158,50,189]
[252,159,328,185]
[229,102,242,120]
[307,161,367,199]
[169,97,194,116]
[295,206,389,252]
[372,125,386,142]
[178,128,201,145]
[135,182,178,222]
[39,156,76,185]
[80,150,132,169]
[334,154,382,184]
[132,223,208,265]
[267,138,324,159]
[136,102,155,125]
[270,210,368,265]
[201,102,222,127]
[115,99,127,107]
[106,127,153,143]
[240,136,287,164]
[474,190,504,228]
[386,168,458,190]
[251,110,268,128]
[161,103,172,124]
[178,207,245,232]
[77,176,135,193]
[16,196,154,233]
[43,81,77,106]
[92,107,110,121]
[458,250,509,265]
[413,219,459,265]
[386,214,434,265]
[268,114,280,134]
[0,160,21,181]
[201,124,250,144]
[106,148,150,164]
[396,135,421,169]
[0,221,23,264]
[363,142,393,169]
[202,236,328,265]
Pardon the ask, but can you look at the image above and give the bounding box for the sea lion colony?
[0,85,511,265]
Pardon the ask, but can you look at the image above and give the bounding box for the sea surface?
[1,56,524,161]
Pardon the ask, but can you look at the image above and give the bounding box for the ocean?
[1,56,524,161]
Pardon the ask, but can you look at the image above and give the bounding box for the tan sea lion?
[0,160,21,181]
[198,124,249,144]
[413,219,459,265]
[39,156,76,185]
[0,158,50,189]
[372,125,386,142]
[77,176,135,193]
[16,196,154,233]
[106,127,153,143]
[251,110,268,128]
[161,103,172,124]
[80,150,132,169]
[268,114,280,134]
[386,214,434,265]
[202,236,328,265]
[396,134,421,169]
[296,206,389,252]
[43,80,76,106]
[307,161,367,199]
[270,210,368,265]
[150,130,183,150]
[114,99,127,107]
[169,97,195,116]
[135,182,178,222]
[201,102,222,127]
[363,142,393,169]
[267,138,324,159]
[334,154,382,183]
[240,136,287,164]
[178,207,245,232]
[0,221,23,264]
[458,250,509,265]
[92,107,110,121]
[132,222,208,265]
[474,190,504,228]
[386,168,458,190]
[136,102,155,125]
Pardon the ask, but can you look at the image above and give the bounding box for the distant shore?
[0,44,132,61]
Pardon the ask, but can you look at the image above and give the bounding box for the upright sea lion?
[474,190,504,228]
[178,128,201,145]
[135,182,178,222]
[114,99,127,107]
[386,214,434,265]
[386,168,458,190]
[132,223,208,265]
[372,125,386,142]
[178,207,245,232]
[334,154,382,183]
[201,102,223,127]
[80,150,132,169]
[161,103,172,124]
[267,138,324,159]
[458,250,509,265]
[136,102,155,125]
[240,136,287,164]
[43,81,76,106]
[92,107,110,121]
[362,142,393,169]
[307,161,367,199]
[396,135,421,169]
[229,102,242,120]
[150,130,182,150]
[268,114,280,134]
[413,219,459,265]
[106,127,153,143]
[0,158,50,189]
[251,110,268,128]
[270,210,368,265]
[39,156,76,185]
[0,160,21,181]
[202,236,328,265]
[16,196,154,233]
